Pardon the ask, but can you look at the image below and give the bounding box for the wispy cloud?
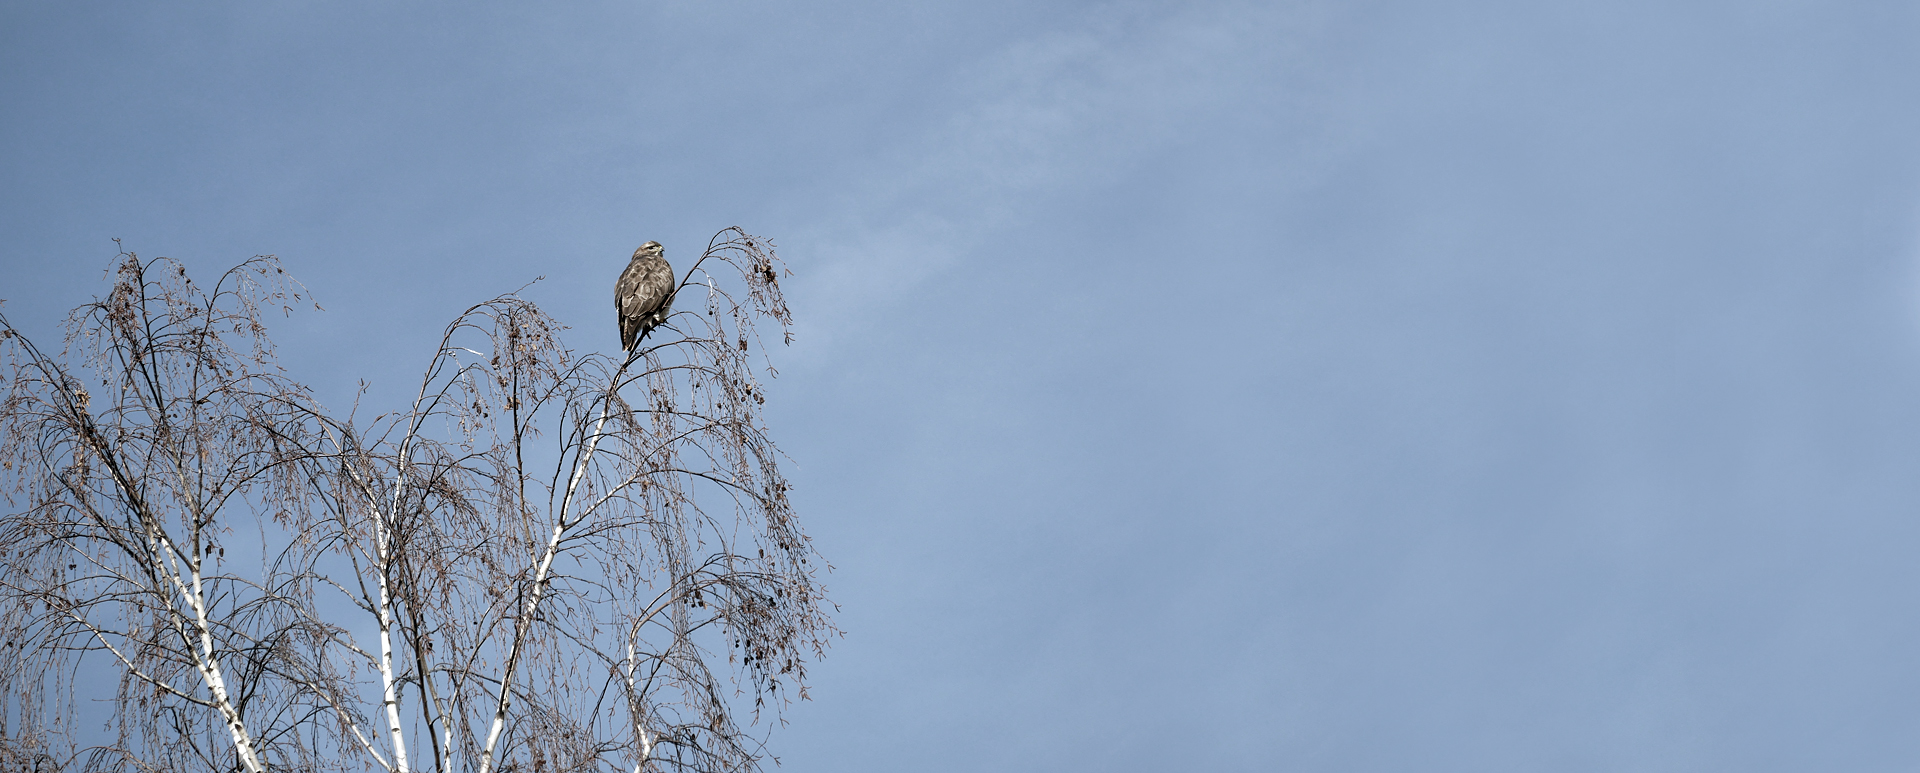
[780,1,1325,359]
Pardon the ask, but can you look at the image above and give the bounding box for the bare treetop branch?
[0,231,836,773]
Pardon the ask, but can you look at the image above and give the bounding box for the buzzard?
[616,241,675,351]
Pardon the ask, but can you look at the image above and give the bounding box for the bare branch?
[0,232,834,773]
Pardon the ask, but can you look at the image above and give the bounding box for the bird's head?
[634,241,664,260]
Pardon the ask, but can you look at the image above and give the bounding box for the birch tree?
[0,228,836,773]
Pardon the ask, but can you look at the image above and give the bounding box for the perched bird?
[616,241,675,351]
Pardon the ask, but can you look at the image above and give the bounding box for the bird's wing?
[639,257,675,318]
[617,261,645,349]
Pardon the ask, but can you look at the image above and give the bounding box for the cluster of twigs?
[0,228,835,773]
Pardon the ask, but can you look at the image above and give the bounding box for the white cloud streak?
[779,1,1327,361]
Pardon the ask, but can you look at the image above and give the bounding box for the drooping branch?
[0,231,835,773]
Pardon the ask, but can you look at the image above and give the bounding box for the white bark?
[626,635,654,773]
[332,428,414,773]
[110,421,269,773]
[477,397,615,773]
[374,516,412,773]
[164,536,268,773]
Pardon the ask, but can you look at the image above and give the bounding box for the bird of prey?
[616,241,675,351]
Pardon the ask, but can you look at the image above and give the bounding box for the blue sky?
[7,1,1920,770]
